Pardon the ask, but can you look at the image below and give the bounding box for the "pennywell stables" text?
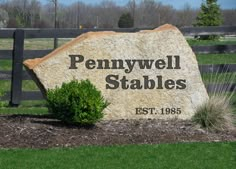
[69,55,186,90]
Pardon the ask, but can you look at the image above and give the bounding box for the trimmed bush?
[46,80,109,125]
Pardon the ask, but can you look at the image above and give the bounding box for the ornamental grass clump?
[46,79,109,125]
[193,95,235,131]
[193,71,236,131]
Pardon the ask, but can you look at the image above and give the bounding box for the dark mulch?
[0,114,235,148]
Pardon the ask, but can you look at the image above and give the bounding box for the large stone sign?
[24,24,209,120]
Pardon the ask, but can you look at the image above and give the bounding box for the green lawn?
[0,60,12,70]
[0,142,235,169]
[197,54,236,64]
[0,38,71,50]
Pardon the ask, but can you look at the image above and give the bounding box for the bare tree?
[29,0,41,27]
[222,9,236,26]
[97,0,121,28]
[175,3,197,27]
[48,0,58,48]
[0,8,8,27]
[127,0,136,25]
[48,0,57,28]
[1,0,233,29]
[135,0,161,27]
[75,2,80,28]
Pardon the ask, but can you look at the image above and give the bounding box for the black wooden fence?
[0,26,236,106]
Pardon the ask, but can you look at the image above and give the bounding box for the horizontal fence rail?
[0,26,236,105]
[207,83,236,93]
[192,45,236,54]
[0,28,152,38]
[0,70,31,80]
[2,91,44,101]
[180,26,236,36]
[1,26,236,38]
[199,64,236,73]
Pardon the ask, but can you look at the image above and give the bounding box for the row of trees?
[0,0,235,29]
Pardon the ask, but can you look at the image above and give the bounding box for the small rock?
[65,143,71,147]
[213,140,220,142]
[196,128,206,134]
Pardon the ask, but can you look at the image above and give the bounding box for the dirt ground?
[0,114,235,148]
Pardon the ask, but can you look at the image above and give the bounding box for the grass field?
[0,38,71,50]
[197,54,236,64]
[0,142,235,169]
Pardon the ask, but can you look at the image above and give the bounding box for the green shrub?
[46,80,109,125]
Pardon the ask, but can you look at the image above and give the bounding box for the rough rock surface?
[24,24,209,120]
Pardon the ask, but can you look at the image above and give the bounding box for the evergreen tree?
[118,12,134,28]
[195,0,223,40]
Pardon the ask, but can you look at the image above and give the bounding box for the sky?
[40,0,236,9]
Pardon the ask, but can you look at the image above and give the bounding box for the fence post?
[9,29,24,107]
[54,38,58,49]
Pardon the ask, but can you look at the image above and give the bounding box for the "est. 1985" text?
[135,107,181,115]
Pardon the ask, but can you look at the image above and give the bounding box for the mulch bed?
[0,114,235,148]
